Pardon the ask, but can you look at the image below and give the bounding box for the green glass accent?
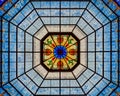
[68,39,73,44]
[47,39,52,45]
[68,60,74,65]
[47,60,53,65]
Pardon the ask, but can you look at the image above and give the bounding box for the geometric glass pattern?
[42,33,79,71]
[0,0,120,96]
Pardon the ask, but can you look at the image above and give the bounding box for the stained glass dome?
[0,0,120,96]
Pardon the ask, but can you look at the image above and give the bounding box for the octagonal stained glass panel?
[41,33,79,71]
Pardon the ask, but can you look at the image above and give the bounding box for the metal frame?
[0,0,119,95]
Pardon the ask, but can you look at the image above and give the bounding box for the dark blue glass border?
[0,0,7,6]
[114,0,120,6]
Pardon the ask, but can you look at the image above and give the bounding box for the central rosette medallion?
[41,33,79,71]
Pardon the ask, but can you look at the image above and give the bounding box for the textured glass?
[0,0,120,96]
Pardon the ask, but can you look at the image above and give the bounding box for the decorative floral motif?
[42,34,78,71]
